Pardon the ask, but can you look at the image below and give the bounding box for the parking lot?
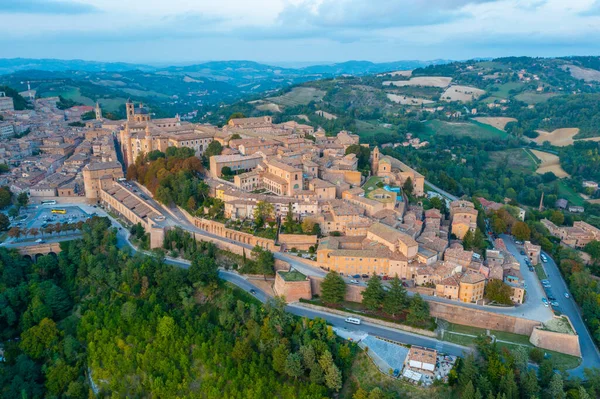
[6,205,93,243]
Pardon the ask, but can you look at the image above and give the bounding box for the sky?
[1,0,600,64]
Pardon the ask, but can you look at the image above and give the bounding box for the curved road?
[20,203,597,377]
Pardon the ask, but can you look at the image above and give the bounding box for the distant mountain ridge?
[0,58,450,76]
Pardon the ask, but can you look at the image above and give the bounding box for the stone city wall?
[274,272,312,302]
[278,234,318,250]
[529,327,581,357]
[428,301,540,336]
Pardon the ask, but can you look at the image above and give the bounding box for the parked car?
[542,298,549,307]
[541,254,548,263]
[520,250,526,255]
[393,369,400,378]
[361,274,369,279]
[515,240,524,245]
[352,274,360,279]
[350,279,359,284]
[529,266,534,272]
[551,301,559,307]
[249,289,256,295]
[35,239,44,243]
[564,292,570,299]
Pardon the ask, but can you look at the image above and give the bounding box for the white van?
[541,254,548,263]
[344,317,361,325]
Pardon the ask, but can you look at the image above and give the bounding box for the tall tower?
[122,123,133,167]
[371,147,380,175]
[95,101,102,121]
[126,99,134,122]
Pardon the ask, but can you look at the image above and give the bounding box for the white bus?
[344,317,361,325]
[41,200,57,205]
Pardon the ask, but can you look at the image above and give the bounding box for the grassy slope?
[423,119,508,140]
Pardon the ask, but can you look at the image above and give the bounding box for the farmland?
[386,94,434,105]
[533,128,580,147]
[355,120,396,140]
[267,86,326,107]
[441,85,485,102]
[472,117,517,131]
[530,149,570,178]
[515,91,561,104]
[422,119,509,140]
[487,149,536,173]
[489,82,524,98]
[383,76,452,88]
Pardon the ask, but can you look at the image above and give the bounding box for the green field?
[362,176,384,192]
[557,180,585,207]
[267,86,326,107]
[487,149,537,173]
[515,91,561,104]
[423,119,509,140]
[355,120,396,139]
[490,82,524,98]
[39,86,125,112]
[443,323,581,370]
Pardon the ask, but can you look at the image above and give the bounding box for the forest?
[0,217,353,398]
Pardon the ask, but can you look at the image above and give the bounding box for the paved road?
[425,180,458,201]
[539,250,600,375]
[500,235,554,321]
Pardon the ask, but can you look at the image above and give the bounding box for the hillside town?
[0,97,535,308]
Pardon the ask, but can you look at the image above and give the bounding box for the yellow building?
[82,161,124,202]
[450,200,478,240]
[458,271,486,303]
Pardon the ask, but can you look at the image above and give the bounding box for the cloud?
[579,0,600,15]
[276,0,500,30]
[0,0,98,15]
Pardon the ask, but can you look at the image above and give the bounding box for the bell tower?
[95,101,102,120]
[126,99,134,122]
[371,147,380,175]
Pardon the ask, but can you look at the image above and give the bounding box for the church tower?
[122,123,133,167]
[371,147,380,175]
[126,99,135,122]
[95,101,102,121]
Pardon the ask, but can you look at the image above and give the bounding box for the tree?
[345,144,371,170]
[252,245,275,280]
[0,187,12,208]
[538,359,554,388]
[285,353,304,380]
[7,226,22,241]
[512,221,531,241]
[584,240,600,262]
[520,370,540,399]
[8,206,19,219]
[203,141,223,167]
[253,201,274,227]
[221,166,233,176]
[549,210,564,226]
[403,177,414,196]
[17,192,29,207]
[189,255,219,285]
[0,213,9,231]
[383,276,408,317]
[547,373,565,399]
[406,293,430,327]
[361,273,385,311]
[492,216,507,235]
[319,351,342,391]
[230,133,242,140]
[463,229,475,250]
[228,112,245,121]
[272,344,290,374]
[301,217,316,234]
[284,205,295,233]
[320,271,346,304]
[20,318,59,359]
[484,280,513,305]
